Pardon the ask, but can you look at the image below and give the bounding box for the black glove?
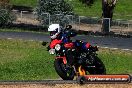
[42,41,47,46]
[46,46,50,51]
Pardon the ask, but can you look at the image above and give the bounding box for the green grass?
[97,48,132,74]
[68,0,102,17]
[0,28,49,34]
[0,39,132,80]
[68,0,132,20]
[10,0,132,20]
[0,39,59,80]
[10,0,37,7]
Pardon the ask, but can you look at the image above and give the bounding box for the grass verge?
[0,39,59,80]
[10,0,37,8]
[97,48,132,74]
[0,39,132,80]
[0,28,49,35]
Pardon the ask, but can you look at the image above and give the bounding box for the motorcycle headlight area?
[55,44,61,51]
[49,49,55,54]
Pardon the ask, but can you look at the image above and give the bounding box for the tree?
[79,0,118,33]
[102,0,117,20]
[36,0,73,27]
[79,0,117,20]
[0,0,16,27]
[101,0,117,33]
[0,0,10,9]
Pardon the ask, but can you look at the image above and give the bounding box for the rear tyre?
[87,56,106,74]
[77,76,86,85]
[54,59,75,80]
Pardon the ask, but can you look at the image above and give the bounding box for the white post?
[43,13,50,26]
[20,11,23,18]
[66,15,73,24]
[116,19,122,34]
[48,13,50,26]
[128,23,130,34]
[79,16,80,30]
[78,16,85,30]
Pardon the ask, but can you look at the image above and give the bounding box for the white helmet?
[48,24,61,39]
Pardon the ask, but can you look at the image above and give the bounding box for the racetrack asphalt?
[0,31,132,50]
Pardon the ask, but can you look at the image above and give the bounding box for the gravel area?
[0,84,131,88]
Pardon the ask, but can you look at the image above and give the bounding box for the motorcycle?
[42,27,106,80]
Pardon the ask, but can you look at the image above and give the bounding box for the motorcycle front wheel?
[54,59,75,80]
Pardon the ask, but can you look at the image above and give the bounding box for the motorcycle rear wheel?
[86,56,106,74]
[54,59,75,80]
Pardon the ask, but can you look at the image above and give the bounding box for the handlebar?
[88,46,98,52]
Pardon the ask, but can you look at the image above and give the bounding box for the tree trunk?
[101,0,117,33]
[102,0,117,20]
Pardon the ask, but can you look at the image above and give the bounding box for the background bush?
[0,0,16,27]
[0,9,16,27]
[36,0,73,27]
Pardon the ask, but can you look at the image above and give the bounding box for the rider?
[48,24,91,50]
[48,24,75,43]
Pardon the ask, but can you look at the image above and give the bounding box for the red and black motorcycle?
[42,28,106,80]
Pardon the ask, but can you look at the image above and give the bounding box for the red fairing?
[50,39,62,48]
[85,43,91,48]
[64,42,74,49]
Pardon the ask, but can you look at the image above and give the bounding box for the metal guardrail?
[11,10,132,35]
[12,10,132,26]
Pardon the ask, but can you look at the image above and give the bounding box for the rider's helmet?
[48,24,61,39]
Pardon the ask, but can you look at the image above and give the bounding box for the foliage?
[36,0,73,15]
[0,0,16,27]
[36,0,73,27]
[0,9,16,27]
[0,0,10,8]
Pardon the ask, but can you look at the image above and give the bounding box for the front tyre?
[54,59,75,80]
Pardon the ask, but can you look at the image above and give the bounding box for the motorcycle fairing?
[85,42,91,48]
[50,39,62,49]
[64,42,74,49]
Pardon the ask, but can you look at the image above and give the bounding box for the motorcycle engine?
[78,52,95,65]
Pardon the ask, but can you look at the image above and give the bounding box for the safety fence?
[12,10,132,35]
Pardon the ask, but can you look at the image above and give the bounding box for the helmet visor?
[50,31,57,36]
[50,28,58,36]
